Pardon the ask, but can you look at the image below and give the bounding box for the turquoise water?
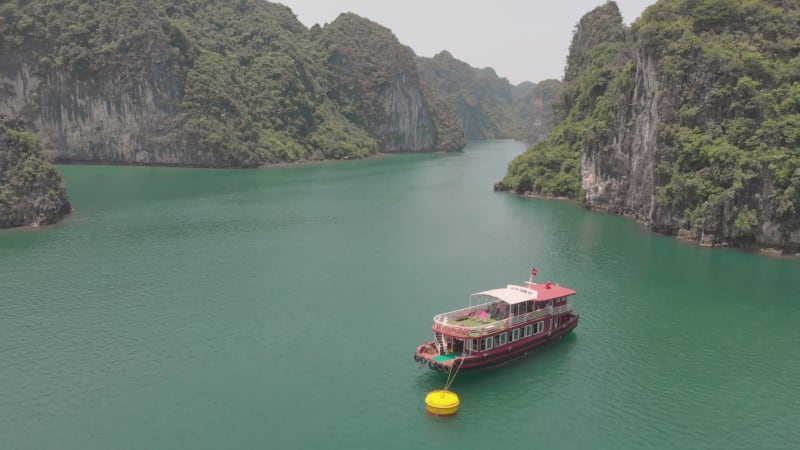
[1,141,799,449]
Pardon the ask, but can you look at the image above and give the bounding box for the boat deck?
[432,353,461,362]
[450,316,498,327]
[434,303,574,337]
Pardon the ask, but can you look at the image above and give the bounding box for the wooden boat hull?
[415,314,578,372]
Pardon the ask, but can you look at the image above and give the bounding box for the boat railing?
[551,303,571,316]
[433,303,573,337]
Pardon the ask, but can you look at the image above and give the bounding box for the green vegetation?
[0,0,188,76]
[503,2,626,197]
[417,51,561,143]
[307,104,377,159]
[506,79,564,143]
[503,0,800,246]
[0,115,71,227]
[316,13,417,128]
[1,1,464,166]
[421,85,467,152]
[315,14,465,152]
[170,1,331,165]
[502,125,584,197]
[641,0,800,240]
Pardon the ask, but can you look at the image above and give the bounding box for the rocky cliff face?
[0,0,198,164]
[0,0,464,167]
[514,79,563,144]
[416,51,562,143]
[0,48,189,164]
[505,0,800,253]
[583,1,800,252]
[0,115,71,228]
[316,14,461,153]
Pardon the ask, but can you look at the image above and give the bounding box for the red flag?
[531,267,538,277]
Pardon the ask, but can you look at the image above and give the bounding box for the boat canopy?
[472,283,577,304]
[471,285,536,305]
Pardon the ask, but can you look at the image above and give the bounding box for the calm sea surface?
[1,141,799,449]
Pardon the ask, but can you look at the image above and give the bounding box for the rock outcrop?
[0,115,71,228]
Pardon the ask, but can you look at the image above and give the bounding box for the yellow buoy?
[425,390,460,416]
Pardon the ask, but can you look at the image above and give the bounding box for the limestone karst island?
[3,0,798,254]
[2,1,800,449]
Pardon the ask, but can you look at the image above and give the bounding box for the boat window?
[511,329,519,342]
[471,339,478,351]
[525,324,533,337]
[499,332,507,346]
[534,321,544,334]
[485,337,493,351]
[480,339,487,351]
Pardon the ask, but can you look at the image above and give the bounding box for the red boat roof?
[524,282,576,302]
[472,282,576,304]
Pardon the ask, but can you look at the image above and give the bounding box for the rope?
[443,357,464,392]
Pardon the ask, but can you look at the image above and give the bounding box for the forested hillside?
[417,51,562,143]
[501,0,800,252]
[0,0,464,167]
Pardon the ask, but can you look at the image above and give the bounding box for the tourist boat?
[414,269,578,372]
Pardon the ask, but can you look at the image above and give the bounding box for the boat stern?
[414,341,437,363]
[414,341,463,373]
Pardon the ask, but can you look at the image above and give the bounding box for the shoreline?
[0,207,77,232]
[51,151,436,170]
[258,151,397,169]
[501,189,800,258]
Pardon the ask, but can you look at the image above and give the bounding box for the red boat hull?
[415,314,578,372]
